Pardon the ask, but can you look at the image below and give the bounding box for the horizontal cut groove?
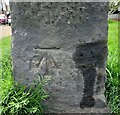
[38,47,61,50]
[34,46,61,50]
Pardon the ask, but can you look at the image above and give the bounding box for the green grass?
[0,37,11,61]
[105,20,120,113]
[0,37,49,114]
[0,37,14,114]
[0,37,13,100]
[0,20,120,113]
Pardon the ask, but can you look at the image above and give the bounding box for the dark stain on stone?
[80,96,95,108]
[73,40,108,108]
[80,67,96,108]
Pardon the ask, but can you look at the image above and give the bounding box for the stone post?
[11,2,109,113]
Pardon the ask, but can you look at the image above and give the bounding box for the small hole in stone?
[70,12,73,14]
[101,9,104,11]
[80,54,83,56]
[71,6,74,9]
[72,15,75,18]
[51,20,54,24]
[32,10,35,14]
[24,4,26,7]
[37,4,40,7]
[91,51,93,54]
[80,8,82,11]
[45,21,48,24]
[92,55,95,58]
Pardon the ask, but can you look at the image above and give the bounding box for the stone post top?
[10,0,108,2]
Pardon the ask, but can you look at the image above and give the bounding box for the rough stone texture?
[11,2,109,113]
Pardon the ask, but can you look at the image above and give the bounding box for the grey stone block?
[11,2,109,113]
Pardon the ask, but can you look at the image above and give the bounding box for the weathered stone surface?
[11,2,109,113]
